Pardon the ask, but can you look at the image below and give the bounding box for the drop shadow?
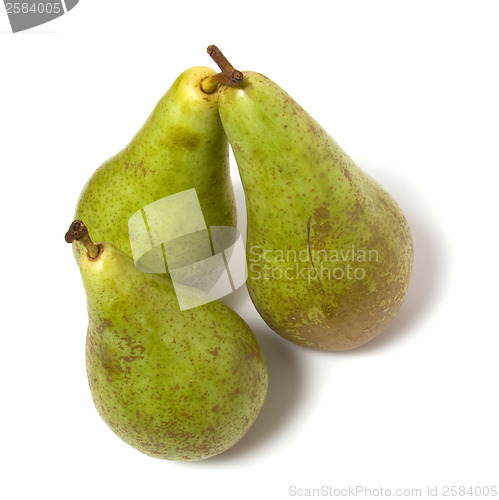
[220,282,250,311]
[219,177,248,311]
[193,323,307,465]
[360,219,445,352]
[353,162,450,352]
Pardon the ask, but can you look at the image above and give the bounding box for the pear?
[207,47,413,351]
[73,66,236,265]
[65,221,268,461]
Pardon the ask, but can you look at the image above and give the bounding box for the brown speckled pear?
[66,221,267,461]
[208,47,413,351]
[73,66,236,264]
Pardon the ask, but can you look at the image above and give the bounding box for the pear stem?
[200,45,243,94]
[65,220,100,259]
[201,71,242,93]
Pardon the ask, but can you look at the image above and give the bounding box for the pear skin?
[212,58,413,351]
[67,222,267,461]
[74,66,236,265]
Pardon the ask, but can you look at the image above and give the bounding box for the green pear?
[73,66,236,266]
[65,221,268,461]
[208,47,413,351]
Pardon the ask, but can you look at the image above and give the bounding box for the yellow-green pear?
[207,46,413,351]
[65,221,267,461]
[73,66,236,265]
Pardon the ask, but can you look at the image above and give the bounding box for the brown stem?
[207,46,237,74]
[65,220,100,259]
[201,45,243,94]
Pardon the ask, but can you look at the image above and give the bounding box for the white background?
[1,1,498,499]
